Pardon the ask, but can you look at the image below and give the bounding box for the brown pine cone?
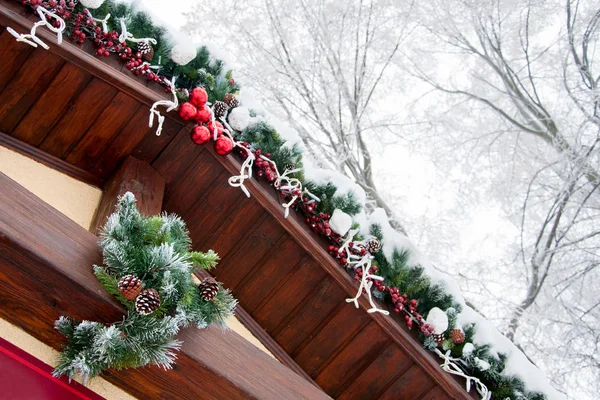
[118,275,142,301]
[223,93,239,108]
[135,289,160,315]
[199,277,219,301]
[450,328,465,344]
[366,237,382,254]
[213,101,229,118]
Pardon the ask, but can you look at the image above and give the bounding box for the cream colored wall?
[0,145,274,398]
[0,146,102,229]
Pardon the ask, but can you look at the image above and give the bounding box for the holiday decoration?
[213,100,229,118]
[207,120,224,137]
[426,307,449,335]
[191,125,211,145]
[137,41,154,62]
[79,0,105,8]
[170,40,196,66]
[8,0,551,396]
[54,193,236,383]
[195,107,211,124]
[228,107,253,131]
[189,88,208,108]
[135,288,161,316]
[117,274,142,301]
[214,136,233,156]
[365,236,382,254]
[224,93,239,108]
[450,328,465,345]
[179,102,197,121]
[199,277,219,301]
[329,209,353,236]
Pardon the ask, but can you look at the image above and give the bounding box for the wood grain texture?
[12,62,90,146]
[0,171,330,400]
[40,78,118,159]
[378,364,436,400]
[420,386,453,400]
[65,92,141,169]
[0,1,171,107]
[0,49,64,134]
[314,322,390,397]
[0,28,34,93]
[88,106,156,180]
[338,343,414,400]
[90,156,165,234]
[0,131,103,187]
[253,258,327,333]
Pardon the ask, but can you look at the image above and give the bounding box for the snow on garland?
[9,1,561,399]
[53,193,236,383]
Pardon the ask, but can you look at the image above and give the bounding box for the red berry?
[191,125,211,145]
[195,107,211,124]
[178,102,197,121]
[214,136,234,156]
[189,87,208,108]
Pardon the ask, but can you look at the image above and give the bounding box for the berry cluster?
[26,0,75,28]
[183,88,235,156]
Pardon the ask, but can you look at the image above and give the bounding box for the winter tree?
[183,0,417,233]
[403,0,600,398]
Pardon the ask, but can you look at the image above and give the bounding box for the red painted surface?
[0,337,105,400]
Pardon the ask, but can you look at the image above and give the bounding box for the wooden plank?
[90,156,165,233]
[0,171,330,400]
[0,2,171,107]
[203,198,265,256]
[213,215,286,291]
[338,343,413,400]
[0,131,103,187]
[0,28,34,93]
[274,278,346,354]
[234,238,305,312]
[202,145,474,399]
[12,62,91,146]
[196,268,319,388]
[314,322,390,397]
[419,386,453,400]
[151,124,204,187]
[378,364,436,400]
[0,48,64,134]
[162,151,223,214]
[132,118,183,165]
[88,105,156,180]
[253,258,326,333]
[40,78,117,159]
[65,92,141,170]
[293,303,370,375]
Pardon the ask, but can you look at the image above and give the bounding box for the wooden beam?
[0,172,330,400]
[90,156,165,233]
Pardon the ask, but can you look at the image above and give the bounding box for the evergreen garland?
[53,193,236,383]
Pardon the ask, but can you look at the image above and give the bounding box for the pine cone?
[223,93,239,108]
[118,275,142,301]
[137,41,154,62]
[199,277,219,301]
[450,328,465,345]
[213,101,229,118]
[135,289,160,315]
[283,163,296,172]
[366,237,382,254]
[433,333,445,347]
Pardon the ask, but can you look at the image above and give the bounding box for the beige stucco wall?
[0,145,273,398]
